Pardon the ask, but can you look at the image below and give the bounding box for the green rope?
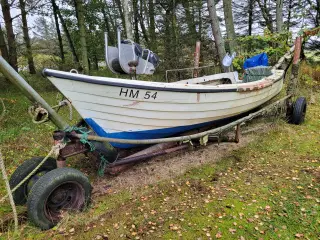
[98,154,110,177]
[64,126,109,176]
[64,126,95,152]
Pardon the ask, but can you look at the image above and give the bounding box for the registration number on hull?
[119,88,158,100]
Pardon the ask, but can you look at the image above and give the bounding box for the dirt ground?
[92,122,273,197]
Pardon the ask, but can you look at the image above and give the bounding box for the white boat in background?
[43,68,284,148]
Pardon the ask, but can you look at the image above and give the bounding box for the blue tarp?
[243,53,268,69]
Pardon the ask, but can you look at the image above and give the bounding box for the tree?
[257,0,274,32]
[74,0,89,73]
[114,0,126,35]
[51,0,79,66]
[223,0,236,53]
[276,0,284,32]
[181,0,197,40]
[207,0,226,71]
[148,0,156,50]
[1,0,18,71]
[123,0,133,39]
[139,0,149,46]
[101,2,115,45]
[0,23,9,62]
[19,0,36,74]
[248,0,255,35]
[51,0,65,62]
[132,0,140,43]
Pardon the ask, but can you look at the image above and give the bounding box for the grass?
[0,67,319,239]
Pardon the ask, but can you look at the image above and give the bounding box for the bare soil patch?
[92,122,274,196]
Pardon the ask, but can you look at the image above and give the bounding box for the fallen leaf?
[295,233,304,238]
[216,232,222,238]
[265,206,271,212]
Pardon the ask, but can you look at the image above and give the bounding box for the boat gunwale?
[43,69,284,94]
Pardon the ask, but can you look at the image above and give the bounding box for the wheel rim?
[44,181,85,222]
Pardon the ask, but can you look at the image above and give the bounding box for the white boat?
[43,29,284,148]
[43,68,284,148]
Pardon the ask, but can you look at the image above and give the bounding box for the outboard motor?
[142,50,160,68]
[105,28,160,76]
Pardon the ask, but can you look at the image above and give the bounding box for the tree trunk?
[53,0,80,66]
[101,4,115,45]
[198,0,202,40]
[207,0,226,71]
[182,1,197,39]
[248,0,254,35]
[1,0,18,71]
[286,0,292,30]
[257,0,274,33]
[94,55,99,70]
[148,0,156,50]
[19,0,36,74]
[0,23,9,62]
[276,0,283,32]
[114,0,126,35]
[51,0,64,62]
[75,0,89,74]
[316,0,320,27]
[132,0,139,43]
[139,0,149,46]
[123,0,133,39]
[223,0,236,53]
[171,2,179,66]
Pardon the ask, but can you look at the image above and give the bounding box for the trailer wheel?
[27,167,91,230]
[9,157,57,205]
[291,97,307,125]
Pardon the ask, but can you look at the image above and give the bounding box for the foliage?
[300,61,320,90]
[232,32,291,71]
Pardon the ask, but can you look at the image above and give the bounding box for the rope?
[28,105,49,124]
[64,126,110,176]
[0,98,6,122]
[64,126,96,151]
[97,154,110,177]
[52,99,73,121]
[0,150,18,233]
[0,143,66,204]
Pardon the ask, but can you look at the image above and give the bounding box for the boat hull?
[45,69,284,148]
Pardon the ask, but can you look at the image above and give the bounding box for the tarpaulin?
[243,53,268,69]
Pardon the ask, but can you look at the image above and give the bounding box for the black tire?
[27,167,92,230]
[291,97,307,125]
[9,157,57,205]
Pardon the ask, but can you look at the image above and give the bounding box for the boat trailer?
[0,28,317,230]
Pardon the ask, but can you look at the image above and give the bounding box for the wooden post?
[193,41,201,78]
[287,36,302,97]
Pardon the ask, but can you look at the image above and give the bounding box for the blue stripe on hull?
[85,114,243,149]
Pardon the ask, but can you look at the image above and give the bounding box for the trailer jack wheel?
[9,157,57,205]
[27,167,92,230]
